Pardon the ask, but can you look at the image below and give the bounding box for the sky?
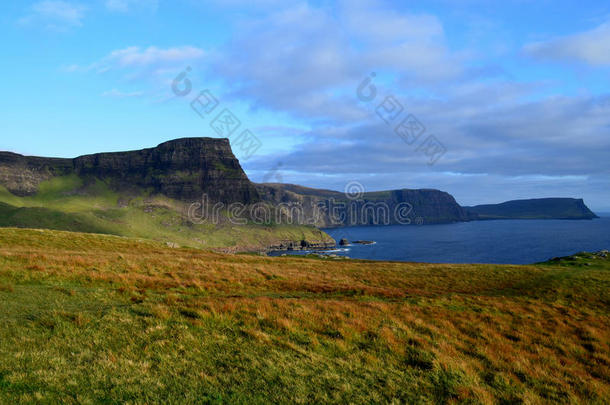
[1,0,609,211]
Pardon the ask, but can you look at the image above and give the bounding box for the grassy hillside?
[0,228,608,403]
[0,176,333,251]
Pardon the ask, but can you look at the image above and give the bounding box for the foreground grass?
[0,228,608,404]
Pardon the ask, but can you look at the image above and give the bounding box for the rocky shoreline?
[210,238,336,255]
[266,239,336,252]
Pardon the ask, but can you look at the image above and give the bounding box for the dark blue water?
[270,217,610,264]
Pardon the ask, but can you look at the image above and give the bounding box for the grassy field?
[0,177,333,251]
[0,228,608,404]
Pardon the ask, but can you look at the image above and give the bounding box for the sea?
[269,215,610,264]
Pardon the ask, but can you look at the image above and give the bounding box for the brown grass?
[0,227,608,403]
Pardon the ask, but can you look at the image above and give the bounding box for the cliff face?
[464,198,598,220]
[0,138,260,204]
[257,183,470,227]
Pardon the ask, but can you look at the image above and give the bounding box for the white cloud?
[211,1,463,121]
[208,0,300,9]
[101,89,145,98]
[102,46,205,68]
[342,0,445,43]
[105,0,159,13]
[524,22,610,66]
[343,0,462,81]
[68,1,463,120]
[60,64,82,72]
[67,45,205,76]
[105,0,129,12]
[67,45,205,101]
[19,1,86,31]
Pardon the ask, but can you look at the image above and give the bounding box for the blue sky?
[1,0,609,211]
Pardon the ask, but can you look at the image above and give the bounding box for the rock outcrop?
[267,239,336,251]
[0,153,72,196]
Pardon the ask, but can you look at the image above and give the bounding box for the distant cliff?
[0,138,259,204]
[1,139,598,237]
[257,183,470,227]
[464,198,598,220]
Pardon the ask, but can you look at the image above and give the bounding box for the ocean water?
[269,216,610,264]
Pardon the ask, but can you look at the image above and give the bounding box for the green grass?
[0,228,608,403]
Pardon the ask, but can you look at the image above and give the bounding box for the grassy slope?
[0,228,608,404]
[0,176,333,251]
